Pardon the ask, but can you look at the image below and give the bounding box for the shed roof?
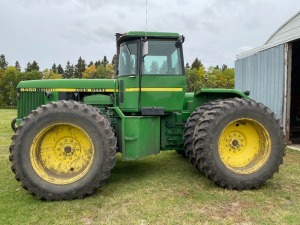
[237,11,300,59]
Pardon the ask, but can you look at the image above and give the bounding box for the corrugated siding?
[235,44,285,121]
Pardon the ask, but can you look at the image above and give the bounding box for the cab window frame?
[142,39,184,76]
[117,40,140,77]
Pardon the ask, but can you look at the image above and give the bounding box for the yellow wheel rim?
[30,123,94,185]
[218,119,271,174]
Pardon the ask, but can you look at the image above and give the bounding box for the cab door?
[140,40,186,112]
[117,41,140,112]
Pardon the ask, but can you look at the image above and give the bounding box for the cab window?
[142,40,183,75]
[118,42,138,76]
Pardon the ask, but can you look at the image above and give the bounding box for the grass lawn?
[0,109,299,225]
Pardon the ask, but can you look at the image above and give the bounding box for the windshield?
[142,40,183,75]
[118,42,138,76]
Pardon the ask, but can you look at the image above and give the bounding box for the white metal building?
[235,11,300,143]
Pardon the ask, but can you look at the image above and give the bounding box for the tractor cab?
[116,31,186,115]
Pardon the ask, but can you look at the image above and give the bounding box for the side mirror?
[142,41,149,57]
[175,35,185,48]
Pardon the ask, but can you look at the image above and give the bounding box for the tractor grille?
[18,91,45,119]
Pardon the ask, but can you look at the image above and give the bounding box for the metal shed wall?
[235,44,285,121]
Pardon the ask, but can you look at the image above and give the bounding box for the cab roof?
[116,31,180,44]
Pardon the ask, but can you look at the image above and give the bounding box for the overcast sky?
[0,0,299,71]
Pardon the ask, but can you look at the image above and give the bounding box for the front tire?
[193,98,285,189]
[9,101,116,200]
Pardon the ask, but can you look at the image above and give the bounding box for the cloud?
[1,0,299,70]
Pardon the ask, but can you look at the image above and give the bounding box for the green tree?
[221,64,228,72]
[191,58,203,70]
[51,63,57,73]
[57,64,64,74]
[185,65,206,91]
[222,68,234,88]
[101,56,109,67]
[203,66,234,88]
[21,70,42,80]
[96,63,114,79]
[0,66,21,107]
[15,61,21,71]
[185,68,198,92]
[0,67,42,107]
[0,54,8,69]
[95,60,101,68]
[0,68,4,102]
[185,64,234,90]
[63,61,74,78]
[25,60,40,72]
[82,65,97,79]
[88,61,94,67]
[74,56,86,78]
[42,69,62,79]
[205,66,219,88]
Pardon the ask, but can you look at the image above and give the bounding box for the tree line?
[185,57,234,92]
[0,54,234,108]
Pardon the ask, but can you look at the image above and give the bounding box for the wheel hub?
[54,138,81,162]
[64,146,72,154]
[232,140,239,147]
[224,132,245,153]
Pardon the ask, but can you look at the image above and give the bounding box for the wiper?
[124,42,131,55]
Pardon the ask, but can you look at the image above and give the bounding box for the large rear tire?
[193,98,285,189]
[11,118,17,132]
[9,101,117,200]
[183,100,220,168]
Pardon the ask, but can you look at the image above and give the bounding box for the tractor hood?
[17,79,118,93]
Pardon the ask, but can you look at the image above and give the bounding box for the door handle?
[129,75,137,78]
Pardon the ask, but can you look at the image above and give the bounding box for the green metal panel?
[16,79,118,120]
[140,75,186,111]
[160,112,184,150]
[118,76,140,111]
[118,75,186,112]
[123,116,160,160]
[194,88,248,98]
[16,90,59,123]
[83,94,113,105]
[183,89,248,112]
[17,79,117,90]
[111,107,160,160]
[17,91,45,119]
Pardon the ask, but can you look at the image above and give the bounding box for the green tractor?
[9,31,285,201]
